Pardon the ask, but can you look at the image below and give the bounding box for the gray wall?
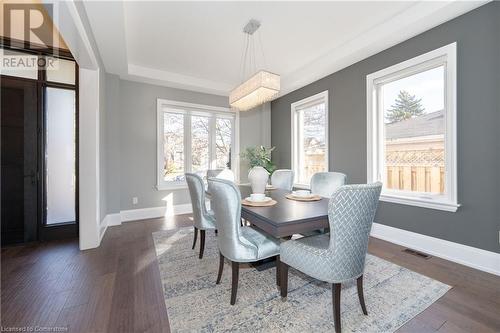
[105,74,121,214]
[239,103,272,183]
[271,2,500,253]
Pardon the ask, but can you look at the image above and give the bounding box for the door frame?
[1,40,79,241]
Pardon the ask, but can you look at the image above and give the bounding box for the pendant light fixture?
[229,19,280,111]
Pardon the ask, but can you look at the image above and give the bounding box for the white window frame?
[366,42,459,212]
[157,99,239,190]
[291,90,329,188]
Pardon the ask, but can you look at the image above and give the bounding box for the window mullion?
[209,116,216,170]
[377,85,385,183]
[185,113,192,174]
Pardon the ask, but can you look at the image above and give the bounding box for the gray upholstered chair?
[185,173,217,259]
[302,172,347,236]
[310,172,347,197]
[271,169,294,191]
[207,168,235,182]
[207,178,281,305]
[280,182,382,333]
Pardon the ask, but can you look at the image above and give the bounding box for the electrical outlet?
[132,197,138,205]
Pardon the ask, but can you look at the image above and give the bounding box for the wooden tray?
[285,194,322,202]
[242,199,277,207]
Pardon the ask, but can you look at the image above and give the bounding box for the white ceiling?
[83,1,487,97]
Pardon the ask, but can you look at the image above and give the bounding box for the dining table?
[238,185,329,238]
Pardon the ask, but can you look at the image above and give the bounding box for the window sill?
[156,183,188,191]
[380,193,460,212]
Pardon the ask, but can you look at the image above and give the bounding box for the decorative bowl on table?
[246,193,272,203]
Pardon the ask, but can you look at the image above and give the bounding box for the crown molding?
[125,64,232,96]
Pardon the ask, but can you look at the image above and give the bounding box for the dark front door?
[1,77,39,244]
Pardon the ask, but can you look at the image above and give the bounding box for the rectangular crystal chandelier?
[229,70,280,111]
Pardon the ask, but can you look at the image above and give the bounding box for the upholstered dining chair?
[310,172,347,198]
[280,182,382,333]
[271,169,294,191]
[207,178,281,305]
[207,168,235,182]
[185,173,217,259]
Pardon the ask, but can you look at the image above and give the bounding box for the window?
[215,117,233,169]
[191,115,210,174]
[367,43,458,212]
[45,57,76,85]
[45,88,76,224]
[291,91,329,187]
[163,112,185,182]
[157,99,238,189]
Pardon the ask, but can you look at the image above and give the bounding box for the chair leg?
[280,262,288,298]
[230,261,239,305]
[332,283,342,333]
[357,275,368,315]
[276,255,281,287]
[192,227,198,249]
[216,252,224,284]
[199,230,206,259]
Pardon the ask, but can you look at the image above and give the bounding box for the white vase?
[248,166,269,194]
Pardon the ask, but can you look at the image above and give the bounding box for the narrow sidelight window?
[45,87,76,224]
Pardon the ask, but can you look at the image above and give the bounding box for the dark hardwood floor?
[2,215,500,332]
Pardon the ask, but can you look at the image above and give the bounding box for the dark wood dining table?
[238,185,329,238]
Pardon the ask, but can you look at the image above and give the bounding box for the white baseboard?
[99,223,107,243]
[99,203,193,242]
[106,213,122,226]
[99,203,193,239]
[120,203,193,222]
[99,213,121,241]
[120,206,166,222]
[370,222,500,276]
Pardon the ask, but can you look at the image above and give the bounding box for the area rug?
[153,227,450,332]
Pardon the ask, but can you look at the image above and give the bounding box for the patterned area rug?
[153,227,450,333]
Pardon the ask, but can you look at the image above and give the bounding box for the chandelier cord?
[240,33,251,83]
[239,28,265,83]
[238,33,245,83]
[258,29,267,71]
[251,34,256,74]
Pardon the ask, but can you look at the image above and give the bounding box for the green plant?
[241,146,276,174]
